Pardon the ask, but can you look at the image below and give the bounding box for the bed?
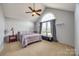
[18,32,42,47]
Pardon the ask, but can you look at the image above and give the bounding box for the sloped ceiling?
[43,3,75,12]
[2,3,75,22]
[2,3,45,22]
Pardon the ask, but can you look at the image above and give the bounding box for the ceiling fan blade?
[29,7,33,11]
[36,12,40,16]
[35,9,42,12]
[25,12,32,13]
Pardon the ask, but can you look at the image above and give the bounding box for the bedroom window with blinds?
[40,13,56,37]
[41,21,52,37]
[41,22,46,36]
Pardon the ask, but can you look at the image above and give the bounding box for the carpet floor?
[0,40,75,56]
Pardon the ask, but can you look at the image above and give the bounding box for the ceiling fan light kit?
[25,3,42,16]
[32,12,36,16]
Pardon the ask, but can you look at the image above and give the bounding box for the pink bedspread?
[20,33,42,47]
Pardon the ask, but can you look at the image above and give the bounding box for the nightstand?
[9,35,17,43]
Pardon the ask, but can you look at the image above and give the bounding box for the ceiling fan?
[25,3,42,16]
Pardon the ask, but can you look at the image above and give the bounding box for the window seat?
[41,35,53,42]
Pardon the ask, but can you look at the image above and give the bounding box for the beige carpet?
[0,40,75,56]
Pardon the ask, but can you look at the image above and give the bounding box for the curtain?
[39,22,42,34]
[34,22,36,32]
[50,20,58,42]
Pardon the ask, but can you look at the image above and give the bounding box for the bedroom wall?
[35,7,74,47]
[5,18,34,35]
[0,5,5,52]
[75,3,79,56]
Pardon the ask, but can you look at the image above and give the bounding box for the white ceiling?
[2,3,75,22]
[2,3,45,22]
[43,3,75,12]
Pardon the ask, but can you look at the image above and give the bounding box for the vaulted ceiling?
[2,3,45,22]
[43,3,75,12]
[2,3,75,22]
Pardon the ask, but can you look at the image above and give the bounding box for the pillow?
[20,31,33,35]
[34,31,37,33]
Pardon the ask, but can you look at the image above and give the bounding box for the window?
[41,21,52,37]
[41,23,46,36]
[40,13,55,37]
[41,13,55,22]
[47,22,52,37]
